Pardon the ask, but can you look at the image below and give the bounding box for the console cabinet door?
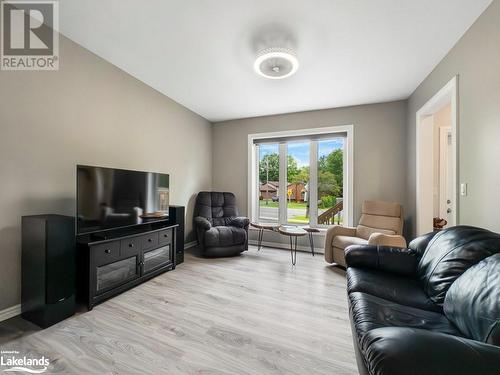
[143,244,172,274]
[95,256,140,294]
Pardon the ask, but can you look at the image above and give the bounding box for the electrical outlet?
[460,183,468,196]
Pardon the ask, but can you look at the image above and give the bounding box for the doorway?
[416,77,458,236]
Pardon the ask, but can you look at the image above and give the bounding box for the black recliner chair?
[194,191,249,257]
[345,226,500,375]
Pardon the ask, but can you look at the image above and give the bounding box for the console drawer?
[120,237,141,258]
[143,245,172,274]
[96,256,139,294]
[158,228,173,246]
[92,241,120,266]
[141,232,159,251]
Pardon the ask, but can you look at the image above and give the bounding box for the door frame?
[439,126,452,222]
[416,76,458,236]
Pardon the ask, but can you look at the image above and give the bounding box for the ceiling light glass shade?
[254,48,299,79]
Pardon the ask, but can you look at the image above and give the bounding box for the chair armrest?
[344,245,419,276]
[368,233,407,248]
[328,225,357,236]
[194,216,211,230]
[361,327,500,375]
[325,225,357,247]
[324,225,358,263]
[227,216,250,228]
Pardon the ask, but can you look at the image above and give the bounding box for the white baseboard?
[249,240,323,254]
[0,304,21,322]
[184,240,198,249]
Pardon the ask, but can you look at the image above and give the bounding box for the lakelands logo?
[1,350,49,373]
[0,0,59,70]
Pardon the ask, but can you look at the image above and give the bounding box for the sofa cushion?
[347,268,441,313]
[333,235,368,250]
[444,254,500,346]
[408,231,437,258]
[348,292,462,344]
[361,327,500,375]
[204,226,246,247]
[417,226,500,306]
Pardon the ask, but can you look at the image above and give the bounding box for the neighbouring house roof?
[260,181,307,192]
[260,182,278,192]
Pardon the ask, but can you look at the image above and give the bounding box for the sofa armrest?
[344,245,419,276]
[368,233,407,248]
[361,327,500,375]
[228,216,250,228]
[194,216,211,230]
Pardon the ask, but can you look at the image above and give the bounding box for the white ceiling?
[59,0,492,122]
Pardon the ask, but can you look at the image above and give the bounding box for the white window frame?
[248,125,354,228]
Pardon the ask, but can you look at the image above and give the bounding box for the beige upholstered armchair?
[324,200,406,267]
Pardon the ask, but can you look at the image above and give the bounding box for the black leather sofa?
[193,191,249,257]
[345,226,500,375]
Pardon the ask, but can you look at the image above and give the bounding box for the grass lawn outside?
[288,216,309,224]
[259,200,308,209]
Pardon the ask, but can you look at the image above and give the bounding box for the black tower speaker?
[22,214,75,328]
[169,206,185,264]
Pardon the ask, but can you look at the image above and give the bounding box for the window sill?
[249,226,328,236]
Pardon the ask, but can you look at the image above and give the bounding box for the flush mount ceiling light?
[254,47,299,79]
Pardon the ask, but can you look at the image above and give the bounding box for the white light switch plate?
[460,183,468,196]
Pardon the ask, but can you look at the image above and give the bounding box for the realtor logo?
[1,0,59,70]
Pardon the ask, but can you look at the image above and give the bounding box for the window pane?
[258,144,279,223]
[287,141,310,224]
[318,139,344,225]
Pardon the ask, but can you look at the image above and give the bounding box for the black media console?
[77,221,178,310]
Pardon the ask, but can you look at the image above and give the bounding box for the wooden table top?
[303,227,321,233]
[277,225,307,236]
[251,223,321,235]
[250,222,281,230]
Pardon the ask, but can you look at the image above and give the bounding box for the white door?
[439,127,455,226]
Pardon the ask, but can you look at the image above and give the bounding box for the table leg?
[257,229,264,251]
[308,232,315,256]
[289,236,298,266]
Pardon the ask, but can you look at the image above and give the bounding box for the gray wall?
[212,101,407,233]
[0,36,212,310]
[406,0,500,238]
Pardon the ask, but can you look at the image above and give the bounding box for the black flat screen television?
[77,165,169,235]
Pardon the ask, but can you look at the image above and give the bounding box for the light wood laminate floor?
[0,247,357,374]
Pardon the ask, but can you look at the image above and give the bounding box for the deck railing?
[318,200,343,225]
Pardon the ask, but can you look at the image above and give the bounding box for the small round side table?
[277,225,307,266]
[250,222,280,251]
